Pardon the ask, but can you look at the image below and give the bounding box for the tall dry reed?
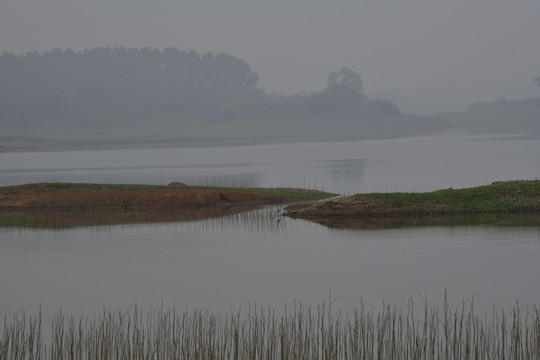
[1,299,539,359]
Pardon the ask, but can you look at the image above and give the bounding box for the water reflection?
[198,206,287,233]
[1,206,540,316]
[0,204,268,228]
[308,213,540,230]
[0,205,300,234]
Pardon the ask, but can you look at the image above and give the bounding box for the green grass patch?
[0,216,41,227]
[350,180,540,214]
[282,203,314,215]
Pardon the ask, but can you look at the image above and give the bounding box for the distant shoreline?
[0,134,291,153]
[2,130,539,154]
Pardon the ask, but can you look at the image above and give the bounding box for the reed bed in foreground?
[2,300,539,359]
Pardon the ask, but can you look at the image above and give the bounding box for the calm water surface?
[1,212,540,315]
[1,134,540,315]
[2,134,539,193]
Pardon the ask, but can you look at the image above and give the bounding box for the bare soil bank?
[0,183,333,227]
[0,184,284,210]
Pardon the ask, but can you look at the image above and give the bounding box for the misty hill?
[468,97,540,117]
[431,97,540,135]
[1,47,539,150]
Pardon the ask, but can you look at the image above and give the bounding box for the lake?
[1,134,540,316]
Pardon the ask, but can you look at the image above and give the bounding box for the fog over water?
[2,0,540,111]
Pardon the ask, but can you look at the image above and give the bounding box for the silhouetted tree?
[327,68,364,94]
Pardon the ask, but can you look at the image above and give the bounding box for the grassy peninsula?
[287,180,540,219]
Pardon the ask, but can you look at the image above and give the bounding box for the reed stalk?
[1,300,539,359]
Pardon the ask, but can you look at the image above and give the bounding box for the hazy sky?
[2,0,539,108]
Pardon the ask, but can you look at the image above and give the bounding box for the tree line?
[0,47,399,130]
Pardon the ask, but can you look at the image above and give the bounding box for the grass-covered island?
[0,182,335,227]
[286,180,540,228]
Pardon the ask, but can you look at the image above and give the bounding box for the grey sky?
[2,0,539,108]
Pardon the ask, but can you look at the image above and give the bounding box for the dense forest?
[0,47,399,133]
